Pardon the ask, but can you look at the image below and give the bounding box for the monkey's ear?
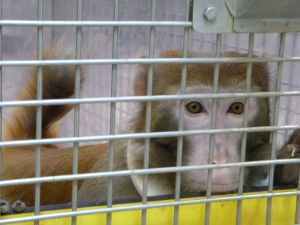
[133,55,148,96]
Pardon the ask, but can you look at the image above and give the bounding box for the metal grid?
[0,0,300,225]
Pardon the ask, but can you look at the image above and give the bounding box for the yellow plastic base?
[1,189,298,225]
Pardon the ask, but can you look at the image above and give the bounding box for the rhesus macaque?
[1,50,299,211]
[77,50,273,201]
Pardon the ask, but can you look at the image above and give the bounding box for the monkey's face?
[132,53,270,195]
[172,85,259,192]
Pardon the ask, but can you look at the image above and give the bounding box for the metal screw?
[203,7,217,22]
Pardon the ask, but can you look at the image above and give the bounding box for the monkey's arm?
[78,140,140,203]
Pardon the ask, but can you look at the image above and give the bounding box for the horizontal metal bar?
[1,158,300,187]
[0,190,299,224]
[1,91,300,108]
[1,125,299,148]
[0,56,299,67]
[0,20,192,27]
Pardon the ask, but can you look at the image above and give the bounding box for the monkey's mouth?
[181,176,239,193]
[210,181,239,192]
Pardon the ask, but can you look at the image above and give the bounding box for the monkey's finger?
[0,198,10,215]
[280,144,300,158]
[11,200,26,213]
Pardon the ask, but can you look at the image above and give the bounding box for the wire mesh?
[0,1,300,225]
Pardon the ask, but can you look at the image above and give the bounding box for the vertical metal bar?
[0,0,3,203]
[295,168,300,224]
[204,33,222,225]
[71,0,82,224]
[266,33,286,225]
[35,1,43,224]
[284,35,297,141]
[173,1,190,225]
[236,33,255,225]
[141,1,156,225]
[107,1,119,224]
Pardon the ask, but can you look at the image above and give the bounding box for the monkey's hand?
[0,198,27,215]
[275,130,300,184]
[277,144,300,159]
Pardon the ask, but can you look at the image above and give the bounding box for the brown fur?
[2,144,107,205]
[4,50,83,143]
[1,47,139,206]
[1,49,103,206]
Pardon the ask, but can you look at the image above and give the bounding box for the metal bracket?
[193,0,233,33]
[193,0,300,33]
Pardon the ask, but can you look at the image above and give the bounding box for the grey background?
[2,0,300,148]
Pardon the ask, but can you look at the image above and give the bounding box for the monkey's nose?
[212,158,227,164]
[212,150,227,164]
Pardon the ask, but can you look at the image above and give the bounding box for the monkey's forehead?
[185,84,249,94]
[159,50,249,58]
[152,62,268,94]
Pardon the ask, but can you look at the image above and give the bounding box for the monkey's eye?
[185,101,205,114]
[227,102,244,115]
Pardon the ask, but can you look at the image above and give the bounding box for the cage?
[0,0,300,225]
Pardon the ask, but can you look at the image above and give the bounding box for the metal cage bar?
[0,55,298,67]
[106,1,119,224]
[266,32,286,225]
[34,1,43,224]
[1,157,300,188]
[141,0,156,225]
[0,20,192,27]
[1,189,300,225]
[173,1,190,224]
[204,33,222,225]
[0,125,299,148]
[0,0,2,208]
[0,90,299,107]
[236,32,255,225]
[71,0,83,224]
